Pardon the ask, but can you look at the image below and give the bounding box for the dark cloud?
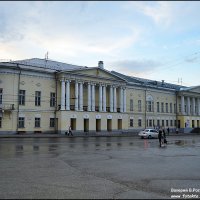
[109,59,162,73]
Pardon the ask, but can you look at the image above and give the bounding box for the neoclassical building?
[0,58,199,134]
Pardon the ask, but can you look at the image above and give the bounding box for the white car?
[138,129,159,139]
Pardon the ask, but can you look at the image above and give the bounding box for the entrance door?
[96,119,101,132]
[118,119,122,130]
[84,119,89,132]
[107,119,112,132]
[70,118,76,130]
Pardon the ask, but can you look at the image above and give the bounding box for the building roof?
[6,58,87,71]
[111,70,187,91]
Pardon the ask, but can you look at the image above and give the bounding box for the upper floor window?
[170,103,172,113]
[19,90,25,105]
[174,104,176,113]
[0,89,3,104]
[35,91,41,106]
[157,102,160,112]
[161,102,164,113]
[166,103,168,113]
[138,100,142,112]
[146,95,154,112]
[130,99,133,111]
[50,92,56,107]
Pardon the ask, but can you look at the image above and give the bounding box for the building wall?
[0,63,200,134]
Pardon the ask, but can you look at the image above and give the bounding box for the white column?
[187,96,190,115]
[110,85,113,112]
[87,83,91,111]
[61,79,65,110]
[192,97,195,115]
[181,96,185,114]
[113,86,117,112]
[66,80,70,110]
[103,85,106,112]
[75,81,79,111]
[99,84,102,112]
[198,98,200,116]
[79,82,83,111]
[120,87,123,112]
[91,84,95,111]
[123,88,126,112]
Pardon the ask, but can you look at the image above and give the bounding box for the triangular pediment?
[180,85,200,94]
[189,86,200,93]
[67,67,126,82]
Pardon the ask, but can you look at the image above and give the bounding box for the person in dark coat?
[158,128,163,147]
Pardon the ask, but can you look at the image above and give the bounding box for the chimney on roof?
[98,61,104,69]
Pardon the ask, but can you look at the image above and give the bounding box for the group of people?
[158,127,167,147]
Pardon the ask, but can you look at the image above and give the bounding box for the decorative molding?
[107,115,112,119]
[83,114,89,119]
[96,114,101,119]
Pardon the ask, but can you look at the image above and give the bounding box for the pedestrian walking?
[158,128,163,147]
[68,125,73,136]
[176,128,179,134]
[167,127,170,135]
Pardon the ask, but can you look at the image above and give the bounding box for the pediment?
[189,86,200,93]
[68,67,126,82]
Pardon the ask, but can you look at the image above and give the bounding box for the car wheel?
[141,136,144,139]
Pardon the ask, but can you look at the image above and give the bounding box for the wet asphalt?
[0,135,200,199]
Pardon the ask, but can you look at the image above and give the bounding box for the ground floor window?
[149,119,152,127]
[35,118,41,128]
[18,117,25,128]
[162,120,164,127]
[166,120,168,127]
[157,120,160,127]
[50,118,55,128]
[138,119,142,127]
[130,119,133,127]
[170,120,173,126]
[0,117,2,128]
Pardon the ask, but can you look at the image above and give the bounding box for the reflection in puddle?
[33,145,39,151]
[175,140,187,146]
[48,144,58,151]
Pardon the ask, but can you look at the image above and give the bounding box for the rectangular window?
[174,120,177,126]
[166,103,168,113]
[19,90,25,105]
[184,104,187,113]
[138,119,142,127]
[162,120,164,127]
[18,117,25,128]
[179,104,181,112]
[174,104,176,113]
[138,100,142,112]
[146,119,148,127]
[130,119,133,127]
[157,120,160,127]
[50,92,56,107]
[35,91,41,106]
[130,99,133,111]
[161,102,164,113]
[0,117,2,128]
[149,119,152,127]
[147,101,154,112]
[166,120,168,127]
[50,118,55,128]
[170,120,173,126]
[35,118,41,127]
[157,102,160,112]
[0,88,3,104]
[170,103,172,113]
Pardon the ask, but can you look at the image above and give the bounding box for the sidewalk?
[0,132,199,138]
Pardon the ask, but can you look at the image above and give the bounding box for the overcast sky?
[0,1,200,86]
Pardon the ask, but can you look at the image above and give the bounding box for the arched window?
[146,95,154,112]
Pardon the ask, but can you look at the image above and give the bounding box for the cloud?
[108,59,162,76]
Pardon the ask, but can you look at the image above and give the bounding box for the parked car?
[138,129,159,139]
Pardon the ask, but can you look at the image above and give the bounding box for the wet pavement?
[0,135,200,199]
